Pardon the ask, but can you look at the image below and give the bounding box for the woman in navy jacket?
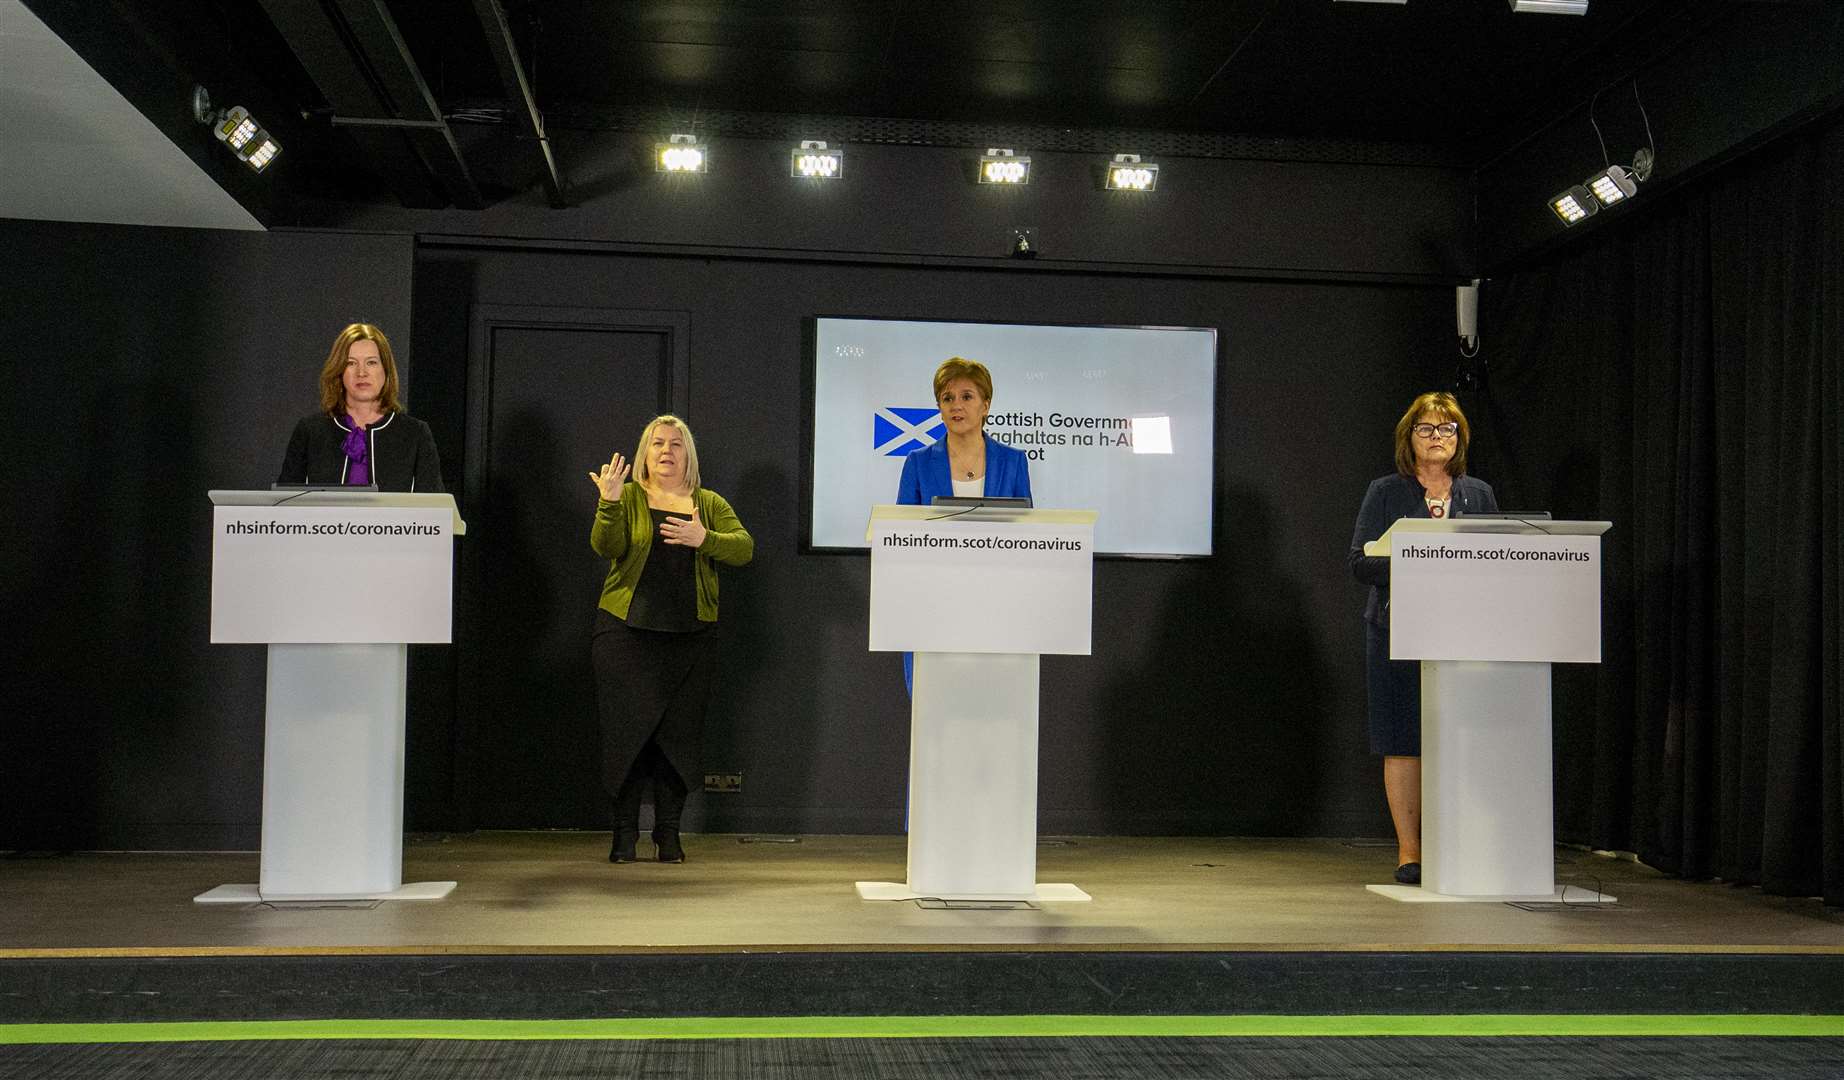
[894,356,1031,691]
[1348,391,1497,886]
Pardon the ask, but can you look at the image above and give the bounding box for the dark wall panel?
[0,221,414,850]
[413,245,1466,837]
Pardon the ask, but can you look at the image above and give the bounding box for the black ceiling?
[28,0,1752,209]
[397,0,1692,141]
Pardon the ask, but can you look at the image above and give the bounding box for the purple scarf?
[341,416,371,486]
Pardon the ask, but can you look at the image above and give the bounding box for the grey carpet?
[2,1036,1841,1080]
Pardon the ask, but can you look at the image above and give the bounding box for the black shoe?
[1394,861,1421,886]
[654,828,685,864]
[610,828,639,864]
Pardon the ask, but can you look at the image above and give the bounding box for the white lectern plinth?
[857,504,1096,903]
[1363,517,1615,904]
[195,490,465,905]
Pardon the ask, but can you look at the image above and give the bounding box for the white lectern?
[856,504,1097,903]
[195,490,465,904]
[1363,517,1614,904]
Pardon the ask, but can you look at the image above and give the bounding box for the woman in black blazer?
[1348,391,1497,885]
[277,323,443,493]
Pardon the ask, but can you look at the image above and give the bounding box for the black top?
[277,411,444,493]
[625,509,703,632]
[1347,472,1499,627]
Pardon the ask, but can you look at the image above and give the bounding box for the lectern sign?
[868,506,1095,656]
[211,504,455,643]
[1390,531,1601,663]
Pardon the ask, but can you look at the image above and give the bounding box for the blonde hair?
[633,414,701,490]
[932,357,994,406]
[317,323,402,416]
[1392,391,1471,478]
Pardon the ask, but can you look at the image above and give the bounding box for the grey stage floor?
[2,833,1839,954]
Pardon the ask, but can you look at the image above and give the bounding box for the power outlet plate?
[703,773,742,793]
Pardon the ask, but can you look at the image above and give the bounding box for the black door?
[460,308,689,827]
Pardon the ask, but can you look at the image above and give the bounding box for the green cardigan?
[591,483,753,623]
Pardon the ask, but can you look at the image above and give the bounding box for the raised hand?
[658,507,706,549]
[587,452,629,501]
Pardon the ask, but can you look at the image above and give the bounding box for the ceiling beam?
[330,0,484,210]
[471,0,568,208]
[254,0,447,209]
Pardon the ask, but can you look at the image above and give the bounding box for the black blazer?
[1347,472,1498,627]
[277,412,445,493]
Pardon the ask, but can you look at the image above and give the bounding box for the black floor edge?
[3,951,1843,1023]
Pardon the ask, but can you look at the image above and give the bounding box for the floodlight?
[1549,185,1598,225]
[1105,153,1159,192]
[1509,0,1588,12]
[1586,164,1637,206]
[656,133,708,173]
[978,148,1030,185]
[193,88,281,173]
[790,140,843,179]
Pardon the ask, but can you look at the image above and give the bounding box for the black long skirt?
[591,608,714,797]
[1365,620,1420,756]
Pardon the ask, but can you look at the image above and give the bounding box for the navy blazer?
[1348,472,1498,627]
[895,433,1032,505]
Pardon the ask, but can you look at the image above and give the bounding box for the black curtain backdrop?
[1477,113,1843,904]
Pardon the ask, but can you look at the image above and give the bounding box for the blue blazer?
[1348,472,1498,627]
[895,433,1032,505]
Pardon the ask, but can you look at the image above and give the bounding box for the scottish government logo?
[873,407,944,457]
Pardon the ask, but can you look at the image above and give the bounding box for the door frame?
[454,304,691,829]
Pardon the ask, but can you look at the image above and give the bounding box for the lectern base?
[854,881,1091,903]
[1365,883,1616,904]
[193,881,458,905]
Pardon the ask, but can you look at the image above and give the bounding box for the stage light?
[979,148,1030,185]
[1549,185,1598,225]
[1586,164,1637,207]
[790,140,843,179]
[656,133,708,173]
[1509,0,1588,12]
[1105,154,1159,192]
[192,87,281,173]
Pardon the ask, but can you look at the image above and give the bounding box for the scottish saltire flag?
[873,407,944,457]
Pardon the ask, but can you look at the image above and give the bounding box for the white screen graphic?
[811,317,1217,555]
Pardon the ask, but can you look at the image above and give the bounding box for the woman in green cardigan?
[587,414,753,864]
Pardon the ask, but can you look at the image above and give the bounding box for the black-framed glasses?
[1412,422,1459,439]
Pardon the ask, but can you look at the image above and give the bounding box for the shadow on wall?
[461,404,603,828]
[691,460,818,832]
[1092,484,1331,835]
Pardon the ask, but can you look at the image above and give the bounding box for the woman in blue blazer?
[894,357,1032,506]
[1348,391,1498,886]
[894,357,1032,692]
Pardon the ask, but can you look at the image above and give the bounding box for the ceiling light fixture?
[192,86,281,173]
[978,148,1030,185]
[656,133,708,173]
[1509,0,1588,12]
[1549,185,1598,225]
[1105,153,1159,192]
[791,140,843,179]
[1549,83,1656,227]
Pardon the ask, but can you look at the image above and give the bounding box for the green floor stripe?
[2,1015,1841,1044]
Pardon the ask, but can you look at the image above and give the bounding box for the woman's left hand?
[659,507,706,549]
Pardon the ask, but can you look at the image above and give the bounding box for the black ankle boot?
[651,765,688,863]
[609,784,643,864]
